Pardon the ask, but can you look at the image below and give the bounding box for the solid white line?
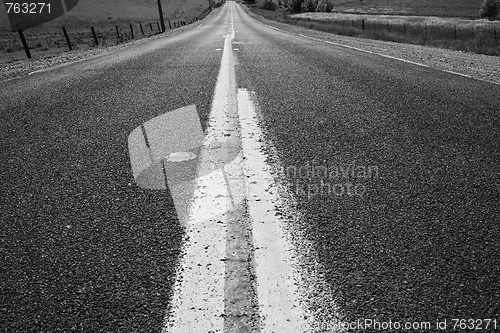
[238,88,309,332]
[298,33,430,68]
[162,3,239,332]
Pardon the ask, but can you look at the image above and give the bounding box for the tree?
[479,0,500,19]
[316,0,332,12]
[259,0,276,10]
[302,0,316,12]
[288,0,302,13]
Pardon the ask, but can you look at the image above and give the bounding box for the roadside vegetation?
[480,0,500,19]
[244,0,500,56]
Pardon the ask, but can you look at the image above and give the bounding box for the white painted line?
[442,70,473,79]
[298,33,430,68]
[162,3,239,332]
[238,88,309,332]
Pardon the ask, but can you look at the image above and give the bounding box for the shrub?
[324,0,332,12]
[302,0,317,12]
[288,0,302,13]
[479,0,500,19]
[316,0,332,12]
[259,0,276,10]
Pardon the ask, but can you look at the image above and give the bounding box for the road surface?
[1,1,499,332]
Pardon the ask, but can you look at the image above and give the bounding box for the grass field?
[0,0,210,30]
[324,0,487,19]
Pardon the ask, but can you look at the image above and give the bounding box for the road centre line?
[162,3,238,332]
[164,2,309,332]
[238,88,309,332]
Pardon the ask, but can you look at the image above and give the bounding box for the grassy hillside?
[327,0,485,18]
[0,0,209,30]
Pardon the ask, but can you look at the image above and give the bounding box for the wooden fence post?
[115,25,120,39]
[91,27,98,46]
[18,30,31,59]
[140,23,144,35]
[62,26,72,51]
[130,23,134,39]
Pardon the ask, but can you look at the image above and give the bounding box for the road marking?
[238,88,309,332]
[163,2,310,332]
[163,2,240,332]
[298,33,430,68]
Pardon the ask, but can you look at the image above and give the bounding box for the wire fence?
[2,5,215,59]
[289,17,500,44]
[263,13,500,55]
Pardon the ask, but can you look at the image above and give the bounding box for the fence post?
[115,25,120,39]
[18,29,31,59]
[91,27,98,46]
[157,22,160,30]
[362,19,365,31]
[62,26,72,51]
[140,23,144,35]
[130,23,134,39]
[169,20,172,29]
[150,23,153,31]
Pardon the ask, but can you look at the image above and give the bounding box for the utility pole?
[157,0,166,32]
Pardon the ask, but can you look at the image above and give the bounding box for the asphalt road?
[1,1,500,332]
